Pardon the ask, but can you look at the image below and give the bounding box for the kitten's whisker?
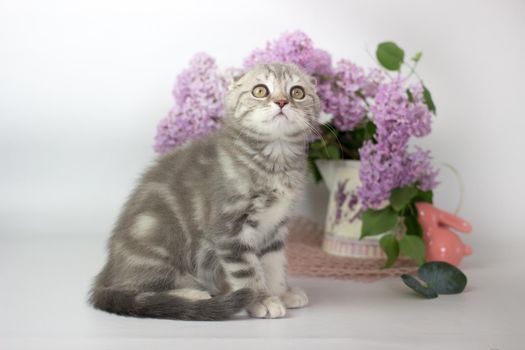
[299,118,337,160]
[290,116,330,158]
[314,121,344,157]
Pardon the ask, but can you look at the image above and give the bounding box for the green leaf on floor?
[418,261,467,294]
[401,261,468,298]
[401,274,438,299]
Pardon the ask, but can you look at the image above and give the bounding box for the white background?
[1,1,524,348]
[1,0,524,240]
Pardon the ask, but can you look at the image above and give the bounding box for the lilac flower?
[406,83,433,137]
[243,46,279,69]
[362,68,385,98]
[319,60,366,131]
[406,147,439,191]
[357,141,438,209]
[371,79,432,153]
[305,48,333,77]
[155,32,333,155]
[243,31,331,75]
[153,33,439,209]
[317,60,386,131]
[356,77,437,209]
[243,30,333,114]
[357,141,405,208]
[154,53,227,153]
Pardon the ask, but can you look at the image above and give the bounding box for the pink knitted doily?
[286,217,417,282]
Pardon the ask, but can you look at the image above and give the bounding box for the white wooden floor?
[0,233,522,350]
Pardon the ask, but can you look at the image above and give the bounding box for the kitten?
[89,63,320,320]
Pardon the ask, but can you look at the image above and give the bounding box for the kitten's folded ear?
[225,68,246,90]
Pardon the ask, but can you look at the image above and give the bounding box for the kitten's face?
[225,64,320,138]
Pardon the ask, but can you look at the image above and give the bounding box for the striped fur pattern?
[89,63,319,320]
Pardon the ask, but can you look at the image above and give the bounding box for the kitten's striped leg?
[219,227,286,318]
[259,225,309,309]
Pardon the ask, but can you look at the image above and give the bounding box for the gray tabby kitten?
[89,63,320,320]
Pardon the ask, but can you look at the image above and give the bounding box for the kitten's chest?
[250,178,298,236]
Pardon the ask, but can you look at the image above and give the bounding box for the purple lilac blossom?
[318,60,386,131]
[154,53,227,153]
[153,32,438,206]
[243,31,332,76]
[357,138,438,209]
[356,78,437,209]
[371,79,432,153]
[406,146,439,191]
[356,79,437,208]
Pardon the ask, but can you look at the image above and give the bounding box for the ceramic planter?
[316,159,386,258]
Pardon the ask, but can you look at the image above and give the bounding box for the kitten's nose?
[275,99,288,108]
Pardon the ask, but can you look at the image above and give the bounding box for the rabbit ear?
[438,209,472,233]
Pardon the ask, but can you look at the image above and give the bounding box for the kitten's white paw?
[281,286,308,309]
[247,296,286,319]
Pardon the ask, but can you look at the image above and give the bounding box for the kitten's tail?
[89,287,255,321]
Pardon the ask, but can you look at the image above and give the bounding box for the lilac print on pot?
[333,180,362,227]
[333,179,349,225]
[316,159,386,258]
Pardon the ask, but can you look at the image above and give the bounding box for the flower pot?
[316,159,386,258]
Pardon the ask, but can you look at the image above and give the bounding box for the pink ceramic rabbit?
[416,202,472,266]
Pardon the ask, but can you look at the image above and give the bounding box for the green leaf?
[411,52,423,63]
[418,261,467,294]
[379,233,399,268]
[414,189,433,204]
[364,121,377,140]
[423,85,436,114]
[324,144,341,160]
[310,140,325,150]
[308,146,322,159]
[355,89,366,101]
[401,274,438,298]
[308,159,322,183]
[376,42,405,71]
[406,89,414,103]
[404,211,424,237]
[337,120,376,160]
[399,235,426,265]
[360,207,398,239]
[390,185,418,212]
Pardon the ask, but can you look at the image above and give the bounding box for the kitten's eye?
[290,86,305,100]
[252,84,269,98]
